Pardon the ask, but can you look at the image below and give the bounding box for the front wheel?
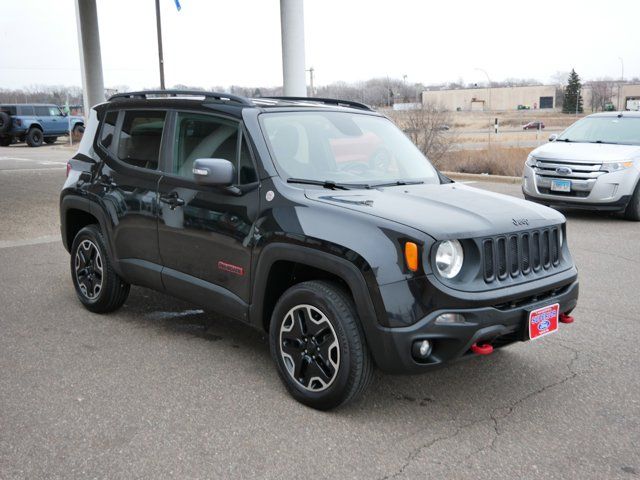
[624,182,640,221]
[269,280,374,410]
[70,225,130,313]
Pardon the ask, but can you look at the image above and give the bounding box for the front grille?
[482,226,562,283]
[532,158,603,180]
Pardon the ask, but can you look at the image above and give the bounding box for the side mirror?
[192,158,235,186]
[548,134,558,142]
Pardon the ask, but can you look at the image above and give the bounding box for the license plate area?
[551,179,571,192]
[528,303,559,340]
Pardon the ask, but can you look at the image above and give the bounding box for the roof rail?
[108,90,252,106]
[259,96,373,111]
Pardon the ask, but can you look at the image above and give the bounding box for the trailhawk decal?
[217,261,244,276]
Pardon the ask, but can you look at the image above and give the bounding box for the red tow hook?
[471,343,494,355]
[559,313,574,324]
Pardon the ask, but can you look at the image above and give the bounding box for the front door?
[157,111,260,321]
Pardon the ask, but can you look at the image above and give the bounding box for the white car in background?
[522,112,640,221]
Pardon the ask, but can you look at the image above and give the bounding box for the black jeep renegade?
[60,91,579,410]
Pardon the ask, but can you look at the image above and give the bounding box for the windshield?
[557,116,640,145]
[260,111,440,186]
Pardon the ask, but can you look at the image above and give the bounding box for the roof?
[589,111,640,118]
[107,90,374,113]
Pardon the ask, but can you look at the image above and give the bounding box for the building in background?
[422,85,556,112]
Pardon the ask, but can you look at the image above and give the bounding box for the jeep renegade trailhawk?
[60,91,579,410]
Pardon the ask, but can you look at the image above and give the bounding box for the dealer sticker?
[528,303,559,340]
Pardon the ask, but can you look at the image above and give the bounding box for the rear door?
[34,106,55,133]
[156,110,260,321]
[92,108,167,290]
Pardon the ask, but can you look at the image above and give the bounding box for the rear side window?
[99,111,118,149]
[1,106,17,115]
[34,106,51,116]
[18,106,34,115]
[117,111,166,170]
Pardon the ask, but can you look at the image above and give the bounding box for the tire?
[0,136,11,147]
[26,128,43,147]
[44,137,58,145]
[70,224,130,313]
[624,181,640,221]
[0,112,10,133]
[269,280,374,410]
[72,124,85,142]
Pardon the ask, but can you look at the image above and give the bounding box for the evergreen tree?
[563,69,583,113]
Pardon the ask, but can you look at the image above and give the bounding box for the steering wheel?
[369,148,392,171]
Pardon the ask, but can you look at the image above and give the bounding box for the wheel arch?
[250,243,385,335]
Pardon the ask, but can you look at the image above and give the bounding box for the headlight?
[435,240,464,279]
[525,155,536,167]
[600,161,634,173]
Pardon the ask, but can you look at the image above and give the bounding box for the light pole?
[306,67,314,96]
[475,68,492,148]
[618,57,624,110]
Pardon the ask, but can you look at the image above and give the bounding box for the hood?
[305,183,564,240]
[532,141,640,163]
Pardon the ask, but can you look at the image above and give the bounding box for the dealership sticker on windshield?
[528,303,559,340]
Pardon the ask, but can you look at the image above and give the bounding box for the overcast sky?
[1,0,638,90]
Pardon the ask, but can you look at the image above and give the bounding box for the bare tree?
[390,102,454,165]
[587,79,616,111]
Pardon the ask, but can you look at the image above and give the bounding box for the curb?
[442,171,521,184]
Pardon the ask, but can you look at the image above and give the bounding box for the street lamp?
[618,57,624,110]
[475,67,492,111]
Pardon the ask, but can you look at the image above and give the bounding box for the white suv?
[522,111,640,221]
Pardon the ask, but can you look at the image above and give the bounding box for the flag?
[174,0,181,11]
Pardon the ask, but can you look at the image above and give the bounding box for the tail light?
[66,161,71,177]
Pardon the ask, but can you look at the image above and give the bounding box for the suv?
[60,91,579,410]
[0,104,84,147]
[523,112,640,221]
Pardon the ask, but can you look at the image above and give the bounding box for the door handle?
[160,192,185,210]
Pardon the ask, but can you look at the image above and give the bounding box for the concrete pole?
[280,0,306,97]
[75,0,105,112]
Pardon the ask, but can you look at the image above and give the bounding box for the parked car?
[61,90,579,409]
[522,111,640,221]
[0,104,84,147]
[523,121,545,130]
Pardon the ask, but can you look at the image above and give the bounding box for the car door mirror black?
[192,158,235,187]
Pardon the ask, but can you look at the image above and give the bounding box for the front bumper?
[522,164,639,211]
[365,276,579,374]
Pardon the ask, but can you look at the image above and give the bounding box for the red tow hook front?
[559,313,575,324]
[471,343,494,355]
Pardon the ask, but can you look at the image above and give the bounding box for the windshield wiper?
[367,179,425,188]
[286,178,367,190]
[590,140,620,145]
[556,138,572,142]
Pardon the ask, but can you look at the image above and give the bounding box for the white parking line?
[0,235,60,249]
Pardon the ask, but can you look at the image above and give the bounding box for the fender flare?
[249,242,389,360]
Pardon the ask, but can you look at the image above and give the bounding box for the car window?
[239,135,257,184]
[1,105,17,115]
[117,110,166,170]
[173,112,239,180]
[48,106,63,116]
[34,106,51,116]
[99,111,118,149]
[18,106,34,115]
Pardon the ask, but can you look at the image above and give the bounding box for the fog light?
[435,313,466,325]
[412,339,432,360]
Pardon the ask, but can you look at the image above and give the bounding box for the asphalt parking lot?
[1,144,639,479]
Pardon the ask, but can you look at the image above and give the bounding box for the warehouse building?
[422,85,556,111]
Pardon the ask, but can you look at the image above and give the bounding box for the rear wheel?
[269,280,374,410]
[71,225,130,313]
[0,136,11,147]
[44,137,58,144]
[26,128,43,147]
[624,182,640,221]
[72,124,85,142]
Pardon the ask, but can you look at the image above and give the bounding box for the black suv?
[60,91,579,410]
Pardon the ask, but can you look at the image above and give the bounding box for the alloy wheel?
[279,304,340,392]
[74,239,104,300]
